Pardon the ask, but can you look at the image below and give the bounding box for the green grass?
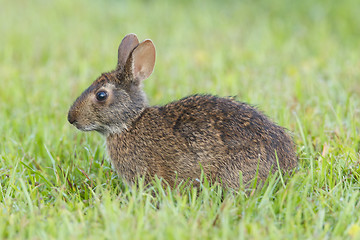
[1,0,360,238]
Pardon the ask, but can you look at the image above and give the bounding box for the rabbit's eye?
[96,91,108,101]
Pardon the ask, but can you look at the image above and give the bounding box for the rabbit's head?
[68,34,156,135]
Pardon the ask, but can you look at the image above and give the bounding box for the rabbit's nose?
[68,111,77,124]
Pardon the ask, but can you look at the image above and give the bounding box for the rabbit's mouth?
[74,122,110,135]
[71,121,97,132]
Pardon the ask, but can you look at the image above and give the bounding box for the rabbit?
[68,33,297,189]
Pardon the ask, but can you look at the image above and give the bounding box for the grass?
[1,0,360,238]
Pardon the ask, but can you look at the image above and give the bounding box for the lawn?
[1,0,360,239]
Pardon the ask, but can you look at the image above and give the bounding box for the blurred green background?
[2,0,359,162]
[1,0,360,238]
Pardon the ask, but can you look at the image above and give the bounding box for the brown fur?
[68,34,297,189]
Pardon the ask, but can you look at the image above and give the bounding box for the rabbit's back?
[107,95,296,188]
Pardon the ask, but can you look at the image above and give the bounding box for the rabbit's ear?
[130,39,156,83]
[117,33,139,69]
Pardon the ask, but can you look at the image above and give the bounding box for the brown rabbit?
[68,33,297,189]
